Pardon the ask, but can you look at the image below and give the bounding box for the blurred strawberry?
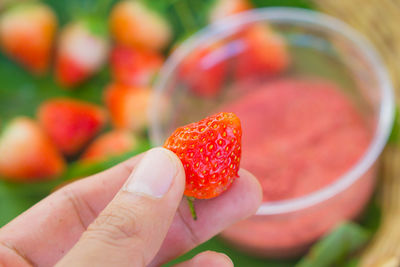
[110,0,172,51]
[179,42,227,98]
[234,25,289,80]
[38,98,107,156]
[104,83,154,132]
[0,2,57,74]
[55,19,109,87]
[81,130,137,162]
[0,117,65,182]
[111,45,163,86]
[209,0,252,23]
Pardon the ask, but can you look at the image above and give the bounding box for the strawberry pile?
[0,0,288,184]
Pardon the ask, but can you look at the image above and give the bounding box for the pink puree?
[220,78,374,257]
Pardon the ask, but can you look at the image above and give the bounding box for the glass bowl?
[149,8,395,258]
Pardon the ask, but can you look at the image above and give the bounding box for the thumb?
[56,147,186,267]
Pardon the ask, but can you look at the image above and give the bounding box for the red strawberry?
[55,19,109,87]
[81,130,137,162]
[104,83,154,132]
[164,112,242,200]
[179,43,227,98]
[234,25,289,80]
[37,98,107,156]
[0,2,57,74]
[0,117,65,182]
[111,45,163,86]
[110,0,172,51]
[209,0,253,23]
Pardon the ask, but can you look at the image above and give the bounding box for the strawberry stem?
[186,197,197,220]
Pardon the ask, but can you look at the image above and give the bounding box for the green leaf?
[342,258,359,267]
[388,106,400,144]
[251,0,314,9]
[83,16,109,38]
[0,185,39,226]
[134,0,216,49]
[359,196,382,233]
[296,222,370,267]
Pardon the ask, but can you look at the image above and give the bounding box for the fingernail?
[123,148,178,198]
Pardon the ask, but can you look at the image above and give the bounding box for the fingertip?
[182,251,233,267]
[238,168,263,215]
[157,147,186,191]
[194,251,233,267]
[127,147,185,198]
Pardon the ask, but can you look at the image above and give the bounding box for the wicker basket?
[315,0,400,266]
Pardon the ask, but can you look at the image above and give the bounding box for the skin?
[0,148,262,266]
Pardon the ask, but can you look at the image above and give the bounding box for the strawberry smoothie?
[220,78,374,257]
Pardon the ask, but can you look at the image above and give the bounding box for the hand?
[0,147,262,267]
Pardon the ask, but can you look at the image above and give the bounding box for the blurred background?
[0,0,400,266]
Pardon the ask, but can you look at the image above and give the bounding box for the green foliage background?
[0,0,314,228]
[0,0,379,266]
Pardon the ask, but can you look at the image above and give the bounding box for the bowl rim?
[150,7,395,215]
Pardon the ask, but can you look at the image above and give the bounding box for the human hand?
[0,147,262,266]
